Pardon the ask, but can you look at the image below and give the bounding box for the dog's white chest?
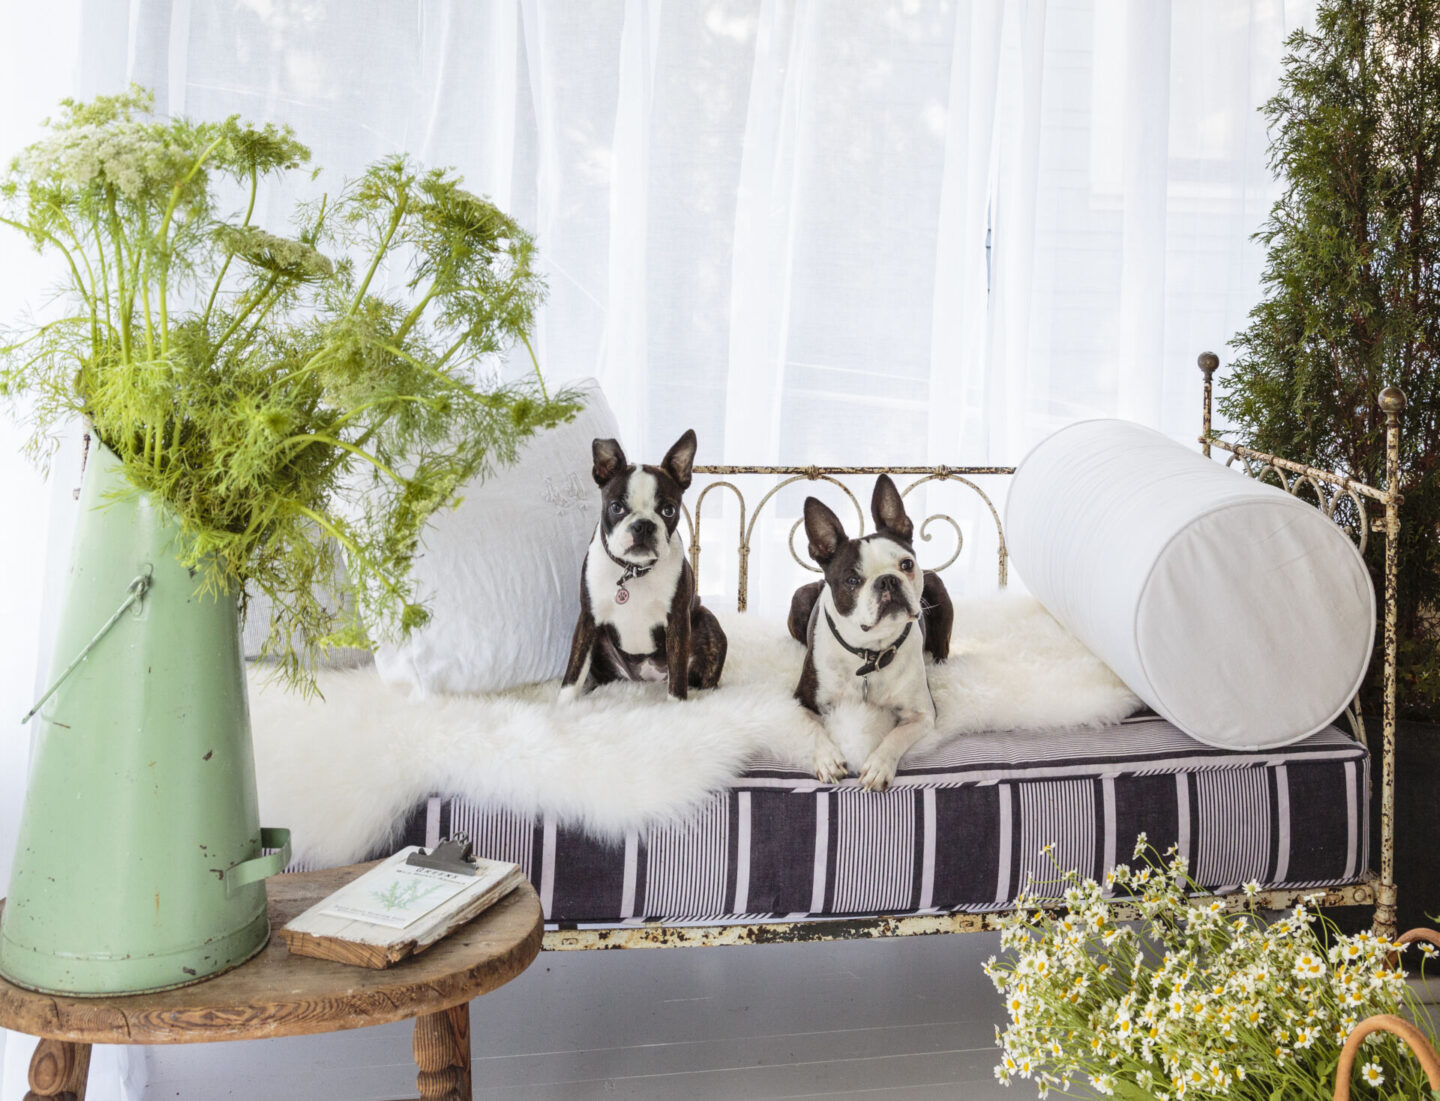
[814,622,932,718]
[587,533,683,655]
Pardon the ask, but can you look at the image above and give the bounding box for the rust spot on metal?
[538,877,1384,953]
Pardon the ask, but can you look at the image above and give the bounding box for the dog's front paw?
[858,749,899,792]
[557,682,584,705]
[813,739,849,785]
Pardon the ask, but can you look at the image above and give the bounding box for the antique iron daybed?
[352,354,1407,949]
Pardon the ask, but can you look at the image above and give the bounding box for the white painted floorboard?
[140,932,1013,1100]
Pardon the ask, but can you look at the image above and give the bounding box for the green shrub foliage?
[0,88,578,688]
[1221,0,1440,716]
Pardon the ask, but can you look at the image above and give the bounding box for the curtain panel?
[96,0,1317,610]
[101,0,1316,459]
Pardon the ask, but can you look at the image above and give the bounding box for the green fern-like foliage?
[1220,0,1440,717]
[0,87,579,688]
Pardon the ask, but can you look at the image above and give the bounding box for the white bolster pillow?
[1005,419,1374,749]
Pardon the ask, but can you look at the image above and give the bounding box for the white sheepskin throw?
[251,593,1139,868]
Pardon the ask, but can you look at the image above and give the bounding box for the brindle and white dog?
[560,430,727,702]
[788,475,954,790]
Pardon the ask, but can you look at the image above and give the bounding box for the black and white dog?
[788,475,954,790]
[560,430,727,702]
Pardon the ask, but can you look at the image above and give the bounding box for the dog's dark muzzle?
[874,574,903,598]
[873,574,912,615]
[628,517,658,550]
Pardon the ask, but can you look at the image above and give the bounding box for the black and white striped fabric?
[375,717,1369,924]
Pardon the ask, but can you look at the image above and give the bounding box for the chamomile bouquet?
[985,839,1438,1100]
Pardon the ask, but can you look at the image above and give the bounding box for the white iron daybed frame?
[544,353,1406,951]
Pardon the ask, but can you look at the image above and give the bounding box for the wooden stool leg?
[26,1039,91,1101]
[414,1002,472,1101]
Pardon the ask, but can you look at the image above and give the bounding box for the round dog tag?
[615,586,630,604]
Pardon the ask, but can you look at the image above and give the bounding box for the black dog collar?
[824,609,912,677]
[599,529,655,602]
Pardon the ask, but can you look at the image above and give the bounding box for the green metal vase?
[0,442,290,996]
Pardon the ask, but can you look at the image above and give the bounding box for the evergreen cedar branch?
[1220,0,1440,717]
[0,87,579,690]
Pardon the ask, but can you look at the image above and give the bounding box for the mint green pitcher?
[0,443,290,996]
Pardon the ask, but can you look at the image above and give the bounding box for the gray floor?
[140,932,1012,1100]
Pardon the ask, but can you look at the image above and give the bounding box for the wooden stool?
[0,862,544,1101]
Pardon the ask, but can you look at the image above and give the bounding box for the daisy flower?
[1088,1073,1116,1096]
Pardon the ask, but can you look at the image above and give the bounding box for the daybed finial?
[1198,353,1219,457]
[1379,387,1407,416]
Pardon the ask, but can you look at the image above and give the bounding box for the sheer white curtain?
[120,0,1315,610]
[94,0,1317,453]
[0,3,77,1095]
[1,2,1313,1096]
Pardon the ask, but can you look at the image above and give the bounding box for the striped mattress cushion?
[370,716,1369,924]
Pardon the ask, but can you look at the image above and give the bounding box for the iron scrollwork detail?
[1223,453,1370,554]
[685,464,1014,611]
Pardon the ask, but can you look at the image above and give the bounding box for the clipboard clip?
[405,833,479,875]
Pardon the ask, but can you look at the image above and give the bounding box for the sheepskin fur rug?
[251,593,1139,868]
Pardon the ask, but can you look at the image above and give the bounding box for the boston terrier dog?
[560,430,727,702]
[788,475,954,790]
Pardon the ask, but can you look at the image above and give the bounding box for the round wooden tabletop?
[0,862,544,1046]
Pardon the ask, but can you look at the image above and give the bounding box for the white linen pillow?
[1005,419,1374,750]
[373,379,619,696]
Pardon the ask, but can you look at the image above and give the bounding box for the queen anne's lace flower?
[214,225,334,279]
[0,86,571,693]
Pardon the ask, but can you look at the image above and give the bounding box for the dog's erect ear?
[660,429,698,491]
[871,474,913,543]
[803,497,848,566]
[592,438,628,486]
